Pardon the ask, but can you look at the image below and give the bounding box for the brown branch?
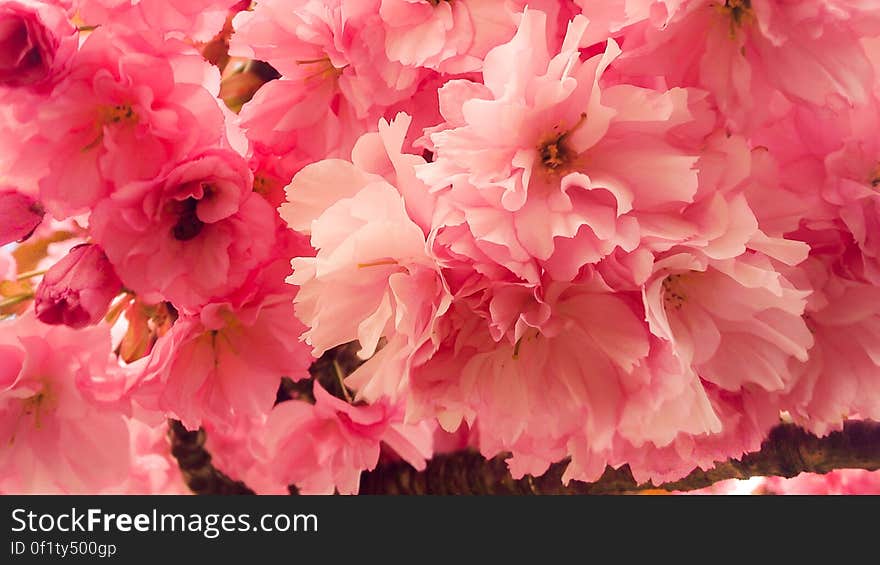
[359,420,880,494]
[170,418,880,495]
[167,420,254,495]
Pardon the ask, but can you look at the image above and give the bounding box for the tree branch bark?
[167,420,254,495]
[169,419,880,495]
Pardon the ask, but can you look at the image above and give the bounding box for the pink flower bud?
[0,0,76,89]
[34,244,123,329]
[0,188,44,245]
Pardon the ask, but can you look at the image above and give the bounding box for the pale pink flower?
[229,0,425,164]
[617,338,722,450]
[34,243,122,328]
[781,230,880,435]
[417,10,702,283]
[614,0,880,130]
[819,103,880,284]
[90,149,274,309]
[281,115,450,400]
[0,187,44,244]
[0,314,131,493]
[262,381,433,495]
[204,413,289,495]
[604,383,783,485]
[408,279,652,481]
[643,250,813,393]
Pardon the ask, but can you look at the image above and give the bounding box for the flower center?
[98,104,138,125]
[715,0,753,36]
[537,113,587,174]
[662,273,689,311]
[512,329,540,360]
[253,174,275,196]
[83,103,139,150]
[171,198,205,241]
[18,382,57,434]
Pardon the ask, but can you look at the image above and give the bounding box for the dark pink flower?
[90,148,274,309]
[0,187,44,244]
[34,243,122,329]
[0,0,76,90]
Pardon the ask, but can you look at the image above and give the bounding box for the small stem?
[333,359,353,403]
[15,269,47,282]
[0,293,34,310]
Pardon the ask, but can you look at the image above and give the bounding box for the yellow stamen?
[661,273,688,311]
[537,112,588,174]
[357,259,399,269]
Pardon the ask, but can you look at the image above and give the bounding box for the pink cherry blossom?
[228,0,424,166]
[261,381,433,494]
[408,278,652,481]
[0,314,131,493]
[0,0,77,91]
[0,187,44,244]
[101,414,189,494]
[281,114,450,400]
[135,257,314,430]
[71,0,241,43]
[610,0,880,130]
[90,148,275,309]
[417,10,702,282]
[34,243,122,328]
[379,0,524,73]
[2,0,880,497]
[779,228,880,435]
[28,28,228,219]
[643,250,813,393]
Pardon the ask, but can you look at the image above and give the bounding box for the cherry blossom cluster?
[2,0,880,494]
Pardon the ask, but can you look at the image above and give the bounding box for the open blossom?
[90,149,274,309]
[643,250,813,393]
[281,114,450,399]
[34,243,122,329]
[228,0,444,171]
[208,385,435,496]
[406,279,652,481]
[29,28,228,219]
[607,383,783,485]
[779,228,880,435]
[0,0,77,90]
[0,187,44,244]
[135,257,313,430]
[608,0,880,130]
[417,10,701,282]
[0,314,130,493]
[262,382,433,495]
